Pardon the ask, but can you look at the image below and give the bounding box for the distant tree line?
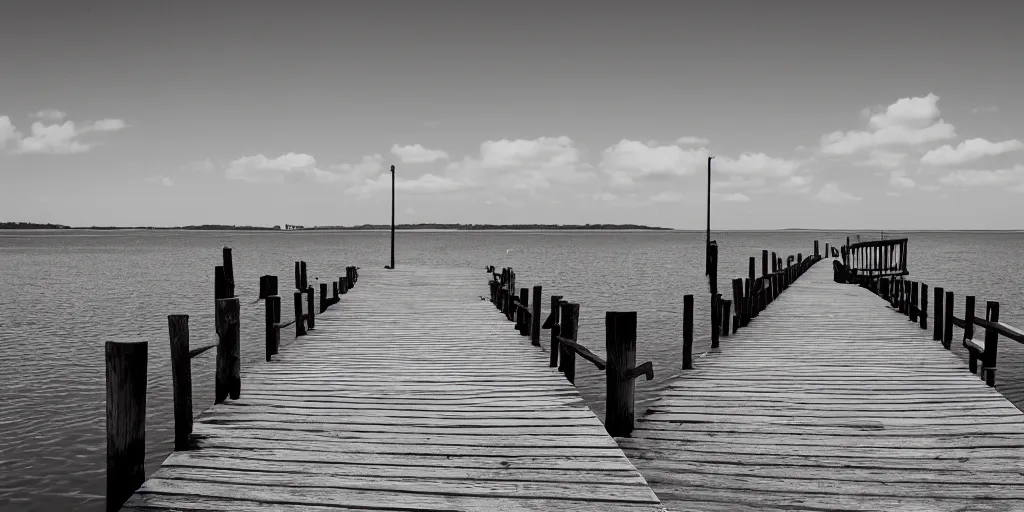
[1,222,669,231]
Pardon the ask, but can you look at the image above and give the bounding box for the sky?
[1,0,1023,229]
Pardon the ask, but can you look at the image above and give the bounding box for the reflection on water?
[0,229,1022,510]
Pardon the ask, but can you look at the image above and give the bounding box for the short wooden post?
[222,247,234,297]
[934,287,944,341]
[531,285,542,346]
[258,275,268,300]
[965,296,976,373]
[910,281,919,322]
[683,294,694,370]
[167,315,191,451]
[814,240,819,259]
[920,283,928,330]
[319,283,328,314]
[771,251,778,273]
[340,276,348,294]
[744,277,754,321]
[721,299,732,338]
[605,311,638,437]
[549,295,563,368]
[747,257,756,318]
[710,293,720,349]
[214,265,227,333]
[294,261,301,290]
[558,302,580,384]
[306,285,315,330]
[266,295,279,362]
[761,249,769,276]
[105,340,148,512]
[300,261,308,290]
[984,301,1000,387]
[332,281,339,302]
[268,275,278,296]
[215,297,241,403]
[294,291,306,337]
[943,290,954,349]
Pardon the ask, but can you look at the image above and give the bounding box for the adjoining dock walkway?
[123,267,663,511]
[620,258,1024,511]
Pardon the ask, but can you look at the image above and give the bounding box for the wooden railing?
[104,248,359,511]
[855,274,1024,388]
[841,237,909,279]
[485,265,654,437]
[683,242,824,369]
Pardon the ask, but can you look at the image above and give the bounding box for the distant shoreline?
[0,222,671,231]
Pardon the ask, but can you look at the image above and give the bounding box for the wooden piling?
[517,288,529,335]
[294,262,302,290]
[920,283,928,330]
[683,294,694,370]
[771,251,777,273]
[721,299,732,338]
[340,276,348,295]
[731,278,745,329]
[215,297,241,403]
[965,296,976,373]
[306,285,315,330]
[266,295,279,362]
[320,283,328,314]
[762,249,769,276]
[332,281,339,302]
[984,301,1000,387]
[531,285,542,346]
[549,295,563,368]
[167,315,191,451]
[710,293,720,349]
[214,265,227,333]
[934,287,944,341]
[910,281,919,322]
[105,340,147,512]
[294,291,306,337]
[814,240,819,258]
[558,302,580,384]
[605,311,638,437]
[943,290,954,349]
[268,275,278,296]
[300,261,308,291]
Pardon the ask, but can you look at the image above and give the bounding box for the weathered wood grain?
[124,266,662,511]
[622,257,1024,511]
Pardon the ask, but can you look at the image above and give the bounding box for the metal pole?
[390,165,395,269]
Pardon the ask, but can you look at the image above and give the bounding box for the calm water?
[1,229,1022,511]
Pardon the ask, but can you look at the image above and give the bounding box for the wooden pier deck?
[123,266,663,511]
[620,258,1024,511]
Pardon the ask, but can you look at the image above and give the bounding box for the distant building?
[284,224,304,230]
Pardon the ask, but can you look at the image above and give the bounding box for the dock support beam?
[168,315,192,451]
[105,340,147,512]
[605,311,638,437]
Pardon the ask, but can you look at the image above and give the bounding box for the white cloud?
[921,138,1024,166]
[712,176,766,190]
[330,154,385,182]
[716,192,751,202]
[600,139,706,186]
[225,153,340,184]
[716,152,800,177]
[937,165,1024,188]
[390,143,450,164]
[857,149,906,169]
[446,136,589,192]
[676,136,710,145]
[32,109,66,122]
[815,183,861,203]
[2,116,128,154]
[820,93,955,155]
[889,171,916,188]
[0,116,21,148]
[353,172,469,196]
[776,175,814,193]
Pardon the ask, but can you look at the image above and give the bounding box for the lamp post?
[390,165,395,270]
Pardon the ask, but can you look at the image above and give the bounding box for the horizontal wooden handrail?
[275,319,297,329]
[951,316,966,329]
[188,344,216,359]
[968,317,1024,344]
[849,237,909,249]
[554,335,607,371]
[624,361,654,381]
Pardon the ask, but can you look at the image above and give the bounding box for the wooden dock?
[619,258,1024,511]
[122,266,664,511]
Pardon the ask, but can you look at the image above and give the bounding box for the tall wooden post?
[549,295,563,368]
[266,295,279,361]
[215,297,241,403]
[558,302,580,384]
[168,315,192,451]
[106,340,147,512]
[295,262,301,290]
[332,281,339,302]
[731,278,744,330]
[320,283,328,314]
[605,311,638,437]
[300,261,307,291]
[531,285,542,346]
[711,293,720,349]
[306,285,316,330]
[934,287,944,342]
[910,281,919,322]
[705,156,714,277]
[214,265,227,333]
[920,283,928,330]
[748,257,756,318]
[762,249,768,277]
[683,294,694,370]
[222,247,234,297]
[965,296,977,373]
[294,291,306,337]
[721,299,732,338]
[984,301,1000,387]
